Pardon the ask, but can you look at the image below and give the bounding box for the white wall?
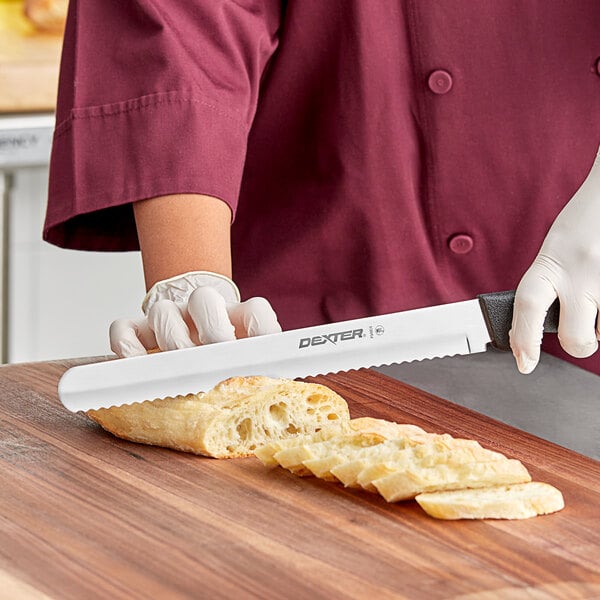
[7,167,145,362]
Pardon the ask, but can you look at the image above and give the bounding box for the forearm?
[134,194,233,290]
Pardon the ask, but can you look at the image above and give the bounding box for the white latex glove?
[110,271,281,358]
[511,145,600,374]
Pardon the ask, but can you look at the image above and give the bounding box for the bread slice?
[273,432,388,476]
[356,439,506,492]
[87,376,350,458]
[303,455,349,480]
[334,438,499,491]
[254,422,350,467]
[345,418,427,439]
[269,418,430,476]
[373,459,531,502]
[305,436,426,483]
[254,417,424,469]
[415,482,564,519]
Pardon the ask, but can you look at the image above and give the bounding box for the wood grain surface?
[1,359,599,600]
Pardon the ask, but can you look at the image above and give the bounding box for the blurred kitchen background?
[0,0,144,363]
[1,0,597,459]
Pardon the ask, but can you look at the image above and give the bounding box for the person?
[44,1,600,376]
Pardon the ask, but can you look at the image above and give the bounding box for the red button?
[448,234,474,254]
[428,70,453,94]
[596,57,600,76]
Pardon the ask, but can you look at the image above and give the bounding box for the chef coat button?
[448,234,474,254]
[428,70,453,94]
[595,57,600,76]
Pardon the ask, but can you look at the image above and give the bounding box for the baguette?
[87,376,350,458]
[415,482,564,519]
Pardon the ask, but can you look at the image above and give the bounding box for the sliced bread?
[415,482,564,519]
[350,441,504,492]
[331,434,492,492]
[373,459,532,502]
[255,417,424,468]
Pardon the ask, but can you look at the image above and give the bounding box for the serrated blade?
[59,298,492,412]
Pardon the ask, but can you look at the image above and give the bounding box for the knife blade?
[58,290,559,412]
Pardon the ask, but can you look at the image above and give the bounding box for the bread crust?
[87,377,350,458]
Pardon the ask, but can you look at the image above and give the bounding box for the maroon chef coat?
[44,1,600,375]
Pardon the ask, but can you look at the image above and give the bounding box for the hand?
[511,146,600,373]
[109,271,281,358]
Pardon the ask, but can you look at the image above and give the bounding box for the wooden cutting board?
[1,359,599,599]
[0,1,62,112]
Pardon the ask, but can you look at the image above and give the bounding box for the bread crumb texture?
[86,376,350,458]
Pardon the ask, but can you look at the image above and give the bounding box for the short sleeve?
[44,0,282,250]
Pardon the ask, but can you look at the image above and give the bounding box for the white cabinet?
[0,114,144,363]
[7,166,145,362]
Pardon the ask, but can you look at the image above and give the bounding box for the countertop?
[1,359,599,599]
[379,349,600,461]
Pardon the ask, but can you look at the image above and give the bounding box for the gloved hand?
[511,146,600,373]
[109,271,281,358]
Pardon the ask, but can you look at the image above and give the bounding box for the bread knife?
[58,290,559,412]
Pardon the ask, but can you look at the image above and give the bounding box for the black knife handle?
[477,290,560,351]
